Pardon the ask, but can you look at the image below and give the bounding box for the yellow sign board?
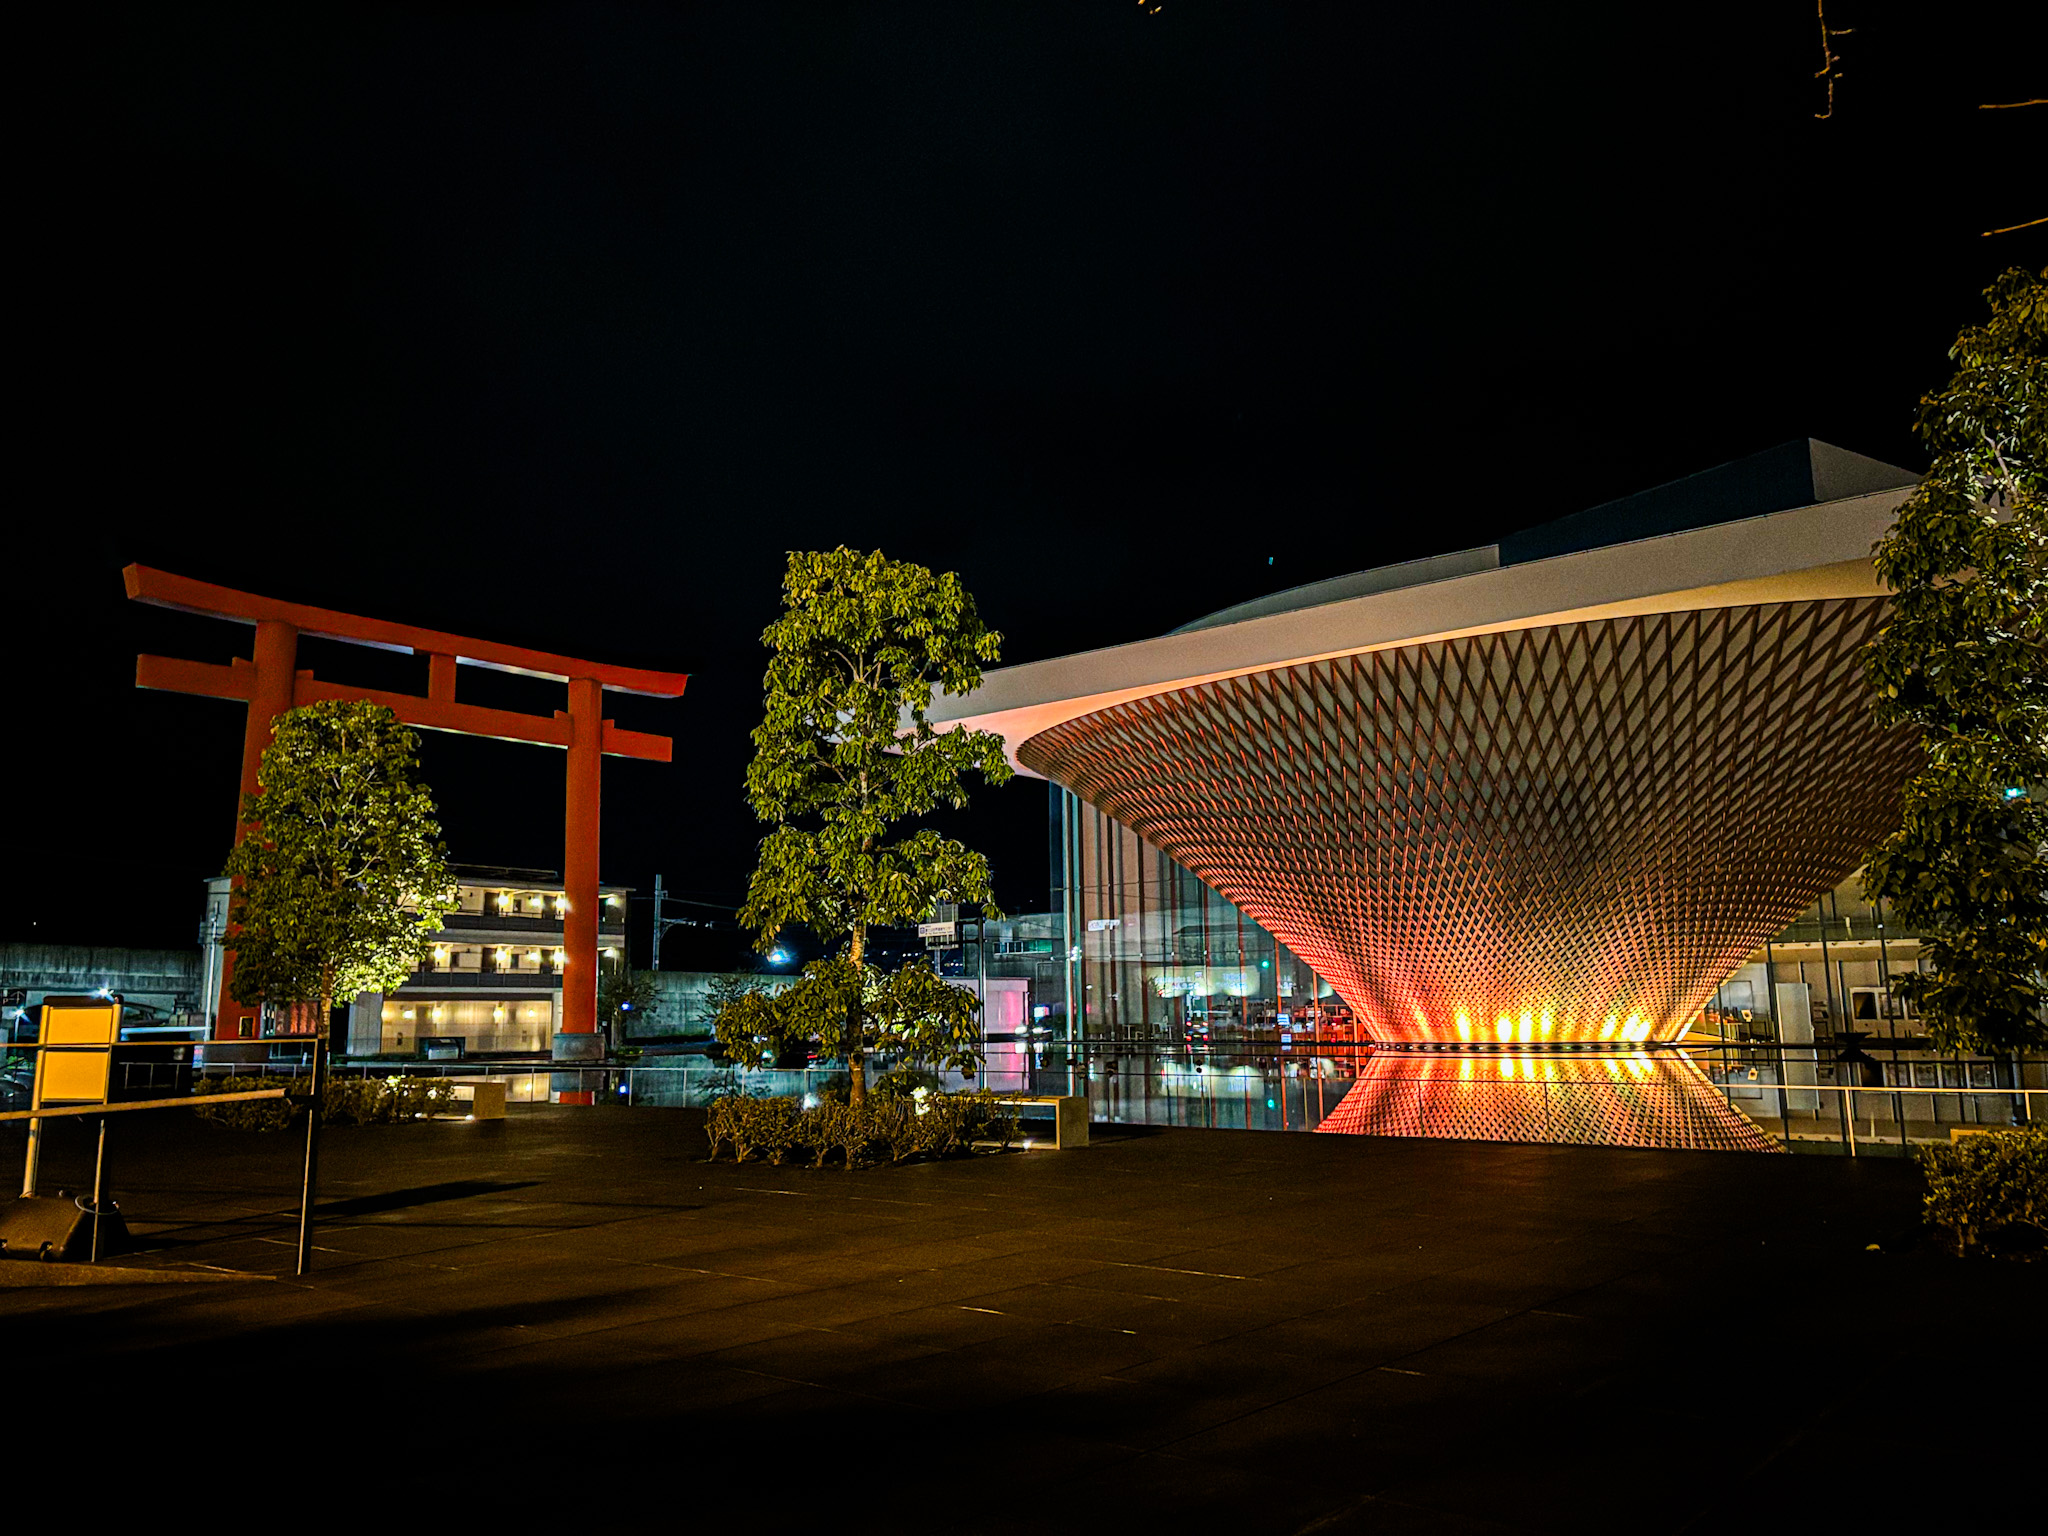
[33,998,121,1106]
[43,1003,118,1046]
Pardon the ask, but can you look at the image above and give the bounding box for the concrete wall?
[1,944,202,1015]
[633,972,796,1040]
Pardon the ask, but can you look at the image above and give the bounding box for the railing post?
[296,1032,325,1277]
[90,1115,108,1263]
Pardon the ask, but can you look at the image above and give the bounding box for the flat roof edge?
[933,486,1909,766]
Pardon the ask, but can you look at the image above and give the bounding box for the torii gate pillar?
[562,677,604,1039]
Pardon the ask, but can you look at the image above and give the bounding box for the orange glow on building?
[1019,602,1916,1046]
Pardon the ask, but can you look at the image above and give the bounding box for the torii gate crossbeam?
[123,565,688,1049]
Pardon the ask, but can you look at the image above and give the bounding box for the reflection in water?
[530,1047,1781,1152]
[1074,1048,1776,1151]
[1315,1050,1779,1152]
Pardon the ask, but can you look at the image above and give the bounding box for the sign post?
[21,997,119,1198]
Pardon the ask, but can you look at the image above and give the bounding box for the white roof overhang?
[932,488,1908,777]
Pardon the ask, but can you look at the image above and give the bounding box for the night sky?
[12,3,2042,963]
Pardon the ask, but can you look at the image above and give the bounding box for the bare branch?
[1812,1,1853,121]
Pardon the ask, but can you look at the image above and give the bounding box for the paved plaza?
[5,1107,2037,1531]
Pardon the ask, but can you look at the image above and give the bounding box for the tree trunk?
[847,923,866,1105]
[316,976,334,1096]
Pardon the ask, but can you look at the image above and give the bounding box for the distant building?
[199,866,628,1058]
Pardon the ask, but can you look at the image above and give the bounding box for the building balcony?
[439,914,626,939]
[396,970,561,992]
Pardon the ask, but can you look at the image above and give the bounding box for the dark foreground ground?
[4,1108,2039,1532]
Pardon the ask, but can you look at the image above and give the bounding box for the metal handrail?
[0,1089,285,1122]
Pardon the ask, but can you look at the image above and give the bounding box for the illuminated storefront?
[379,996,557,1057]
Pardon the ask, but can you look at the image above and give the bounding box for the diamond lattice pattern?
[1315,1052,1781,1152]
[1020,601,1918,1043]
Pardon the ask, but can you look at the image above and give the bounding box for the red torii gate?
[124,565,689,1048]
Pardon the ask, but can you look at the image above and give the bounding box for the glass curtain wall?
[1052,786,1345,1050]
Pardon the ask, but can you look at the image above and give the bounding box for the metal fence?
[12,1042,2039,1157]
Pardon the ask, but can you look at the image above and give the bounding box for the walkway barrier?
[54,1043,2035,1157]
[0,1061,287,1263]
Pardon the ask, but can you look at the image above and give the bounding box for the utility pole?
[651,876,745,970]
[652,874,676,972]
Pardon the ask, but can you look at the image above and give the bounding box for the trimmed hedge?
[1919,1122,2048,1256]
[190,1074,298,1132]
[191,1074,458,1132]
[704,1090,1017,1169]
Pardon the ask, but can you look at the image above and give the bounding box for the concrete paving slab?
[8,1104,2040,1534]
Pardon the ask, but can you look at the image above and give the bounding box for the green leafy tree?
[598,956,660,1055]
[703,971,763,1028]
[1864,266,2047,1054]
[719,548,1013,1101]
[224,700,458,1026]
[718,953,985,1085]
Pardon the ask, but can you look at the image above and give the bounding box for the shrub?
[191,1073,457,1131]
[874,1098,920,1163]
[873,1066,942,1100]
[703,1087,1022,1169]
[319,1077,377,1125]
[1919,1123,2048,1256]
[755,1097,803,1165]
[816,1099,875,1170]
[191,1074,297,1132]
[707,1094,797,1163]
[322,1075,458,1126]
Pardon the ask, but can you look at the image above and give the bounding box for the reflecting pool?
[1069,1048,1775,1151]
